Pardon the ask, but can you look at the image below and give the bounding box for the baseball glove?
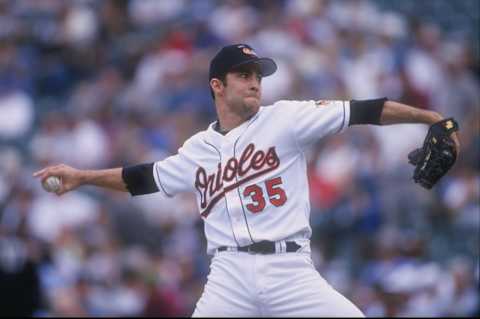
[408,118,459,189]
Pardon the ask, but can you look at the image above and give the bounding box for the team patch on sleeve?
[315,100,328,107]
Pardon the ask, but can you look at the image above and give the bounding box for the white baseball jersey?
[152,99,350,255]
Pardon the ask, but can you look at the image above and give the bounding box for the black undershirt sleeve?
[349,97,388,126]
[122,163,159,196]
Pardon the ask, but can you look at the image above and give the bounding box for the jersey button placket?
[221,138,252,247]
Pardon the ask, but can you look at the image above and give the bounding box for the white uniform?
[152,100,364,317]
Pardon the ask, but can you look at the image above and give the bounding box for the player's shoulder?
[178,123,221,153]
[268,99,347,111]
[181,129,208,150]
[261,99,317,114]
[259,99,348,124]
[273,99,319,108]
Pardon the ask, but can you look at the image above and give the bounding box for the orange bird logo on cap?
[242,47,257,56]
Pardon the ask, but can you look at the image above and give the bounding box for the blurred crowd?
[0,0,478,317]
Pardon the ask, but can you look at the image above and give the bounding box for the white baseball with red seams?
[152,100,364,317]
[42,176,61,193]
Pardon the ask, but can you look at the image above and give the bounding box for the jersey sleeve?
[152,139,197,197]
[279,100,350,149]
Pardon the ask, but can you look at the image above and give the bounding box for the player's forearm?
[79,168,128,192]
[380,100,443,125]
[34,164,129,195]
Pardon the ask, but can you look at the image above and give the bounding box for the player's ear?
[210,78,224,97]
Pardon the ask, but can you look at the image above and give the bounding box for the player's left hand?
[408,118,460,189]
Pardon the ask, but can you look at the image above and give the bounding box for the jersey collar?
[207,108,263,142]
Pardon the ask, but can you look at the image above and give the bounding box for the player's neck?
[216,116,244,134]
[215,102,256,134]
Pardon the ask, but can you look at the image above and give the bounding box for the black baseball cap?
[209,44,277,81]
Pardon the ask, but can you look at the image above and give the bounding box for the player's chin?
[244,97,261,110]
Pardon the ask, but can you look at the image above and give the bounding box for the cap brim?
[232,57,277,77]
[256,58,277,77]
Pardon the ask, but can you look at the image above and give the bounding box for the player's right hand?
[33,164,84,196]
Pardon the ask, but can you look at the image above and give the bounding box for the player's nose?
[249,79,260,92]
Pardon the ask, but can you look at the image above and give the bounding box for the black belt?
[217,240,301,254]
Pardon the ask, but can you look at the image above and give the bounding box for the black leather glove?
[408,118,459,189]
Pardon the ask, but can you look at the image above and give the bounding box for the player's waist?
[216,240,306,255]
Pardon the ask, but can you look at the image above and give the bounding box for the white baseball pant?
[192,251,364,317]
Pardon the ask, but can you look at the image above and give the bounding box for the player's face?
[223,64,262,118]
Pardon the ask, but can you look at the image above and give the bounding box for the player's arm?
[349,98,460,152]
[380,100,443,125]
[33,163,159,196]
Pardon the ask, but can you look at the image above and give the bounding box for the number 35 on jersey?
[243,177,287,213]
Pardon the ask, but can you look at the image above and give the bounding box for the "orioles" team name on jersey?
[195,143,280,217]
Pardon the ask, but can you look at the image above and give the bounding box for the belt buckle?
[252,240,275,254]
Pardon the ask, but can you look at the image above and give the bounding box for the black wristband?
[349,98,388,126]
[122,163,159,196]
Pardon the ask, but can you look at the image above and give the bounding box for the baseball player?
[34,44,460,317]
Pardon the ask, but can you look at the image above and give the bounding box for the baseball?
[42,176,62,193]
